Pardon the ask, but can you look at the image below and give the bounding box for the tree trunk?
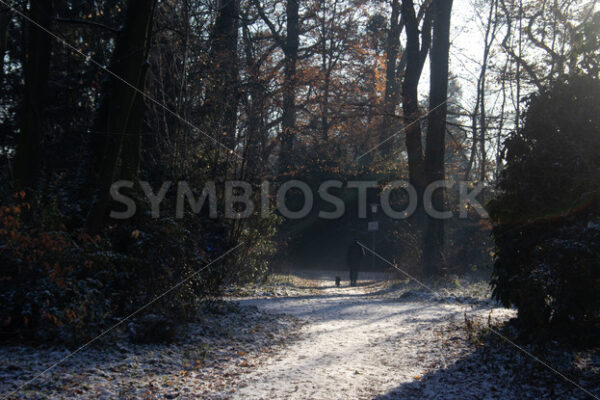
[466,0,497,182]
[380,0,402,157]
[465,93,478,181]
[423,0,453,275]
[478,0,498,183]
[401,0,431,204]
[253,0,299,172]
[240,20,267,178]
[86,0,156,232]
[280,0,299,172]
[120,63,149,181]
[204,0,240,153]
[13,0,53,190]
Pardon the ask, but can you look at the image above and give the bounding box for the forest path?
[230,272,504,399]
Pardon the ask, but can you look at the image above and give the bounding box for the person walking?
[346,240,364,286]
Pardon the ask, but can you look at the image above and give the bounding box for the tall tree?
[465,0,499,182]
[86,0,157,232]
[254,0,299,172]
[239,12,278,178]
[204,0,240,153]
[281,0,299,171]
[379,0,403,157]
[423,0,453,274]
[13,0,54,190]
[380,0,431,158]
[401,0,431,211]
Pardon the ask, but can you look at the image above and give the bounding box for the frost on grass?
[1,273,598,400]
[376,316,600,400]
[0,302,302,400]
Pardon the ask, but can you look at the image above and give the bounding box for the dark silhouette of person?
[346,240,365,286]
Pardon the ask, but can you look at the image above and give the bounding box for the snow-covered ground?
[229,271,599,400]
[1,271,598,399]
[229,272,512,399]
[0,303,302,399]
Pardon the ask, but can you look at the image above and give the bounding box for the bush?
[0,193,115,342]
[0,190,241,343]
[489,76,600,341]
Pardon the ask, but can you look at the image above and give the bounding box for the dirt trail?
[231,272,509,399]
[2,272,595,399]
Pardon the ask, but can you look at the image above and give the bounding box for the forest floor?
[1,271,599,399]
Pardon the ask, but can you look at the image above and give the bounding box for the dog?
[335,276,341,287]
